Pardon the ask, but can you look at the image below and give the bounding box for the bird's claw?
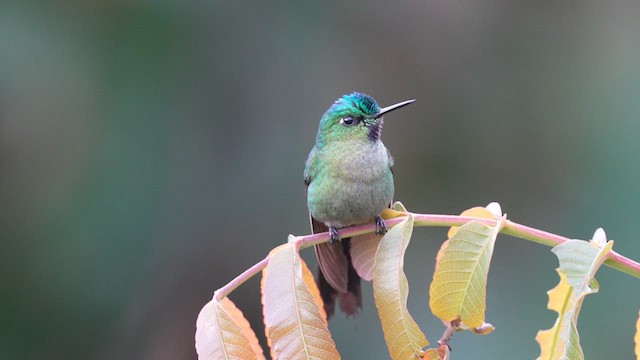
[375,216,387,235]
[328,227,341,244]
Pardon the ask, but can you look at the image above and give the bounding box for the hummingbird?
[304,92,415,317]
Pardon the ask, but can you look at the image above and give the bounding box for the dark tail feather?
[317,238,362,318]
[317,268,337,318]
[338,238,362,316]
[310,217,362,318]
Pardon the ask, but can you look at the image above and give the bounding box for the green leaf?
[552,239,612,295]
[373,214,429,359]
[429,208,504,328]
[536,230,614,360]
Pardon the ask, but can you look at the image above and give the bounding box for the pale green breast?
[306,140,394,228]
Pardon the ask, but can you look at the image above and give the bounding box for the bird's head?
[316,92,414,145]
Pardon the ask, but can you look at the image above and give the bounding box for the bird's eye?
[340,116,357,126]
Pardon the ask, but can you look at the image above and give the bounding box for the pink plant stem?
[213,213,640,300]
[214,257,269,301]
[605,251,640,278]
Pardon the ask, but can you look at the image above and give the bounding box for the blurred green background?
[2,1,639,359]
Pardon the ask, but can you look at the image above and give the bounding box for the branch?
[213,212,640,300]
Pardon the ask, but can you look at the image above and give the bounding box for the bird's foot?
[328,227,341,244]
[375,216,387,235]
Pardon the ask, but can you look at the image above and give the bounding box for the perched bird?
[304,92,415,317]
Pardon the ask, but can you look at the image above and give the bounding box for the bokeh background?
[2,1,639,359]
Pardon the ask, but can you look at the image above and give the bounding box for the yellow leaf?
[422,345,450,360]
[195,296,265,360]
[350,233,383,281]
[535,272,580,360]
[373,214,429,359]
[261,244,339,360]
[447,205,500,238]
[635,309,639,359]
[430,217,505,328]
[536,238,614,360]
[381,207,407,219]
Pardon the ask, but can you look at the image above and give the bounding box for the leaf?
[195,296,265,360]
[422,345,450,360]
[484,202,503,219]
[535,272,582,360]
[350,233,383,281]
[391,201,409,213]
[381,207,407,219]
[447,205,501,238]
[351,202,409,281]
[591,228,607,248]
[535,231,614,360]
[552,236,613,294]
[373,214,429,359]
[430,211,505,328]
[261,243,339,360]
[635,309,639,359]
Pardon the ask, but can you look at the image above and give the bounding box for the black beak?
[373,99,416,119]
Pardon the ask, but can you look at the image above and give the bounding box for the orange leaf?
[422,345,450,360]
[261,244,339,359]
[195,296,265,360]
